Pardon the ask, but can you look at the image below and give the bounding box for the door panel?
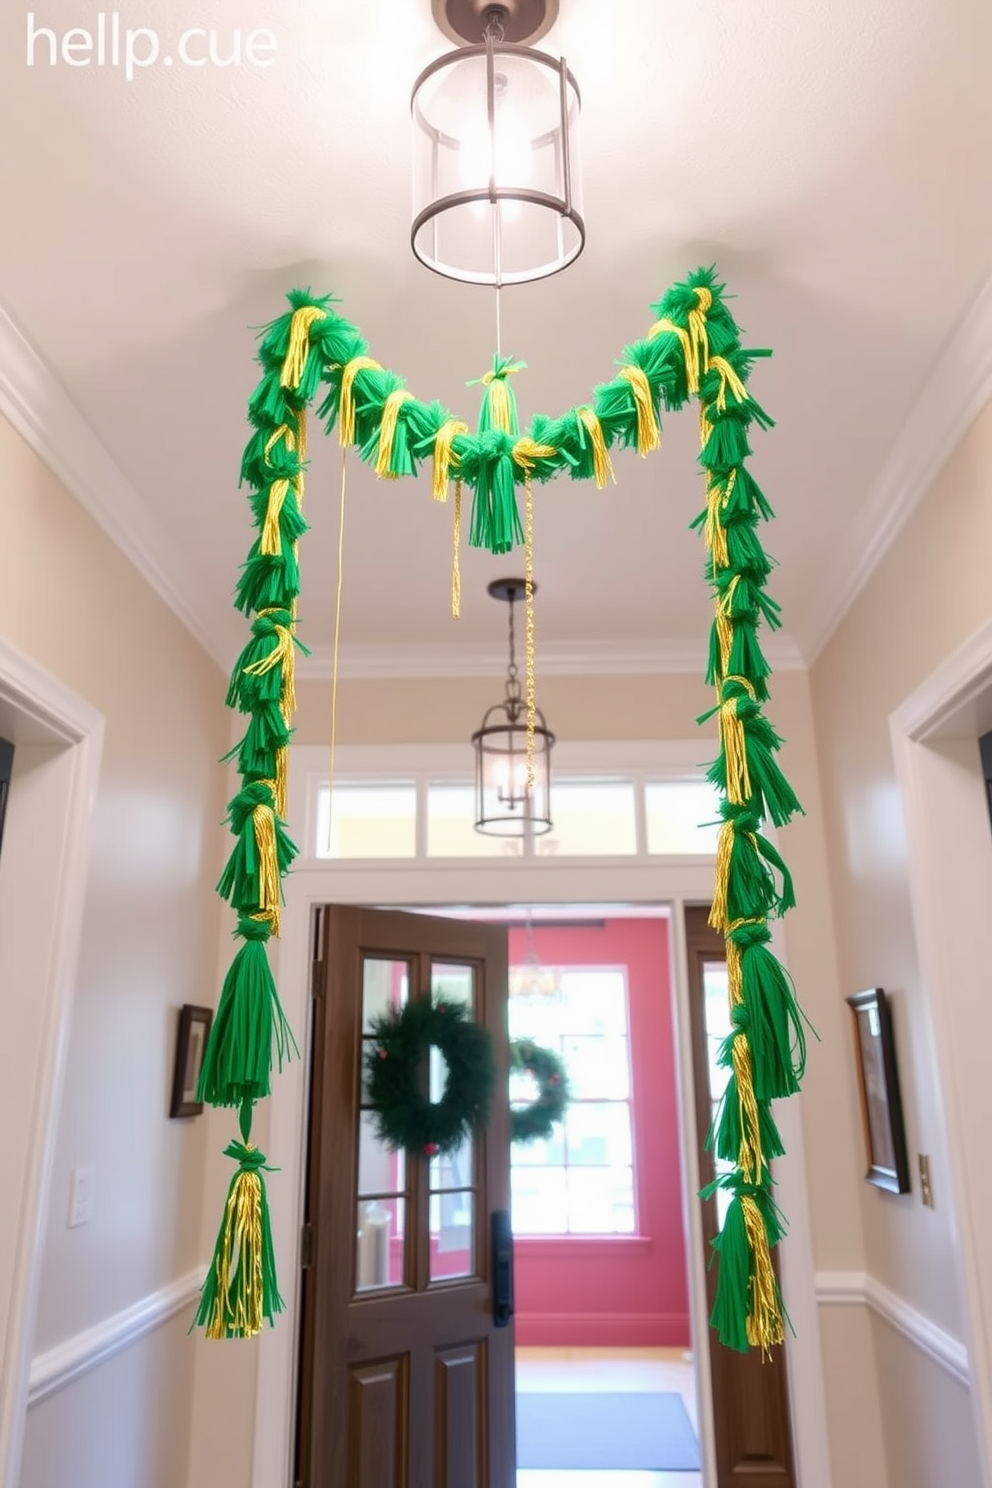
[685,906,796,1488]
[298,907,515,1488]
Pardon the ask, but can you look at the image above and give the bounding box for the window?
[509,966,636,1235]
[645,779,722,854]
[315,782,416,859]
[426,784,522,858]
[534,779,637,857]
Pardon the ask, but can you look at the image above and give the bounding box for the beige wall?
[809,398,992,1486]
[0,413,229,1488]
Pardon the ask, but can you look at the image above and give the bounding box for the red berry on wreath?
[550,1075,560,1085]
[378,1048,388,1060]
[424,1142,439,1155]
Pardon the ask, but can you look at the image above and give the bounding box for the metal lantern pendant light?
[472,579,554,835]
[411,0,584,286]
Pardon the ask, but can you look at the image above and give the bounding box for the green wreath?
[365,997,496,1156]
[510,1038,570,1145]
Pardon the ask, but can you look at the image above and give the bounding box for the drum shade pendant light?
[472,579,554,835]
[411,0,584,286]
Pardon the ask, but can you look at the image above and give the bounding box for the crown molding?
[297,633,807,680]
[0,300,239,673]
[801,270,992,663]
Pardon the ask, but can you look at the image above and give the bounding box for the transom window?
[508,966,635,1235]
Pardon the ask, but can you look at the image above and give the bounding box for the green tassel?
[471,355,524,437]
[709,1077,785,1172]
[194,1140,284,1339]
[234,541,301,617]
[700,412,752,471]
[226,609,297,713]
[705,1180,788,1353]
[198,919,299,1107]
[700,682,803,829]
[464,433,523,554]
[247,481,308,550]
[216,781,297,915]
[732,921,813,1100]
[224,706,292,782]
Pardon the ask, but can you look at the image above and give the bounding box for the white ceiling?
[1,0,991,673]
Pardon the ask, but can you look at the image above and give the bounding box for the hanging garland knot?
[365,997,497,1156]
[510,1039,570,1145]
[199,267,805,1349]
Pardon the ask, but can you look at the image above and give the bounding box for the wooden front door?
[685,906,796,1488]
[296,907,515,1488]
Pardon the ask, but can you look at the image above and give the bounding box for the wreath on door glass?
[364,996,496,1156]
[510,1038,570,1145]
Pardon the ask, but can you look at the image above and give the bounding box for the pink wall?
[508,917,690,1348]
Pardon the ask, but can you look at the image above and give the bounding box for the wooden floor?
[515,1347,702,1488]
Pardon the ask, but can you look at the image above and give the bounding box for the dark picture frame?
[845,987,911,1194]
[169,1004,213,1118]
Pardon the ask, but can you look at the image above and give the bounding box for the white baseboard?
[816,1270,969,1388]
[27,1266,207,1408]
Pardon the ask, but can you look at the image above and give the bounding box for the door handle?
[491,1210,514,1328]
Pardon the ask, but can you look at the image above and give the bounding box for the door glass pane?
[358,1113,406,1197]
[362,957,410,1033]
[430,1135,473,1190]
[511,1166,567,1233]
[429,1190,474,1281]
[702,959,734,1228]
[430,962,475,1012]
[355,1197,405,1292]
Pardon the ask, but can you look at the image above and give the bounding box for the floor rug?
[515,1391,701,1471]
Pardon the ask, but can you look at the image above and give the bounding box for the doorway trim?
[890,615,992,1488]
[250,743,830,1488]
[0,637,104,1488]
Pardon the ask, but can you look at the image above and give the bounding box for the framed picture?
[845,988,911,1194]
[170,1004,213,1118]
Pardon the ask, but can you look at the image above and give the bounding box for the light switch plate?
[68,1167,95,1228]
[918,1154,933,1208]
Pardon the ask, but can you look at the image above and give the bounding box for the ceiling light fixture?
[472,578,555,836]
[411,0,584,289]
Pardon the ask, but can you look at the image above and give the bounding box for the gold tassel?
[274,745,288,822]
[280,306,326,391]
[648,285,712,396]
[512,437,557,474]
[720,693,752,806]
[265,423,296,462]
[524,477,536,788]
[375,388,414,479]
[714,573,742,681]
[433,419,470,502]
[260,479,290,556]
[295,407,308,465]
[576,406,615,489]
[704,474,733,572]
[206,1166,264,1339]
[252,796,281,932]
[338,355,382,447]
[740,1194,785,1355]
[618,366,660,455]
[732,1034,763,1184]
[709,354,748,412]
[452,480,462,619]
[709,819,734,931]
[481,365,520,435]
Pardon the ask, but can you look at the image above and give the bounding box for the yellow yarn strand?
[732,1033,763,1184]
[740,1194,785,1355]
[295,406,308,465]
[715,573,742,680]
[433,419,470,502]
[577,406,615,489]
[525,478,536,789]
[618,366,660,455]
[280,306,326,391]
[206,1167,264,1339]
[251,801,281,934]
[512,438,557,474]
[338,355,382,447]
[709,354,748,412]
[374,388,414,479]
[260,479,290,557]
[720,694,752,806]
[650,286,712,395]
[481,365,520,435]
[704,475,733,572]
[264,424,296,462]
[452,480,462,619]
[243,617,298,719]
[709,819,734,932]
[274,745,288,822]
